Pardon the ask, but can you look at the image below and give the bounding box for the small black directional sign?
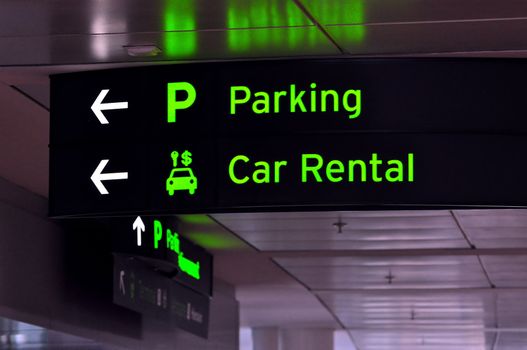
[111,216,213,297]
[113,254,209,338]
[50,59,527,216]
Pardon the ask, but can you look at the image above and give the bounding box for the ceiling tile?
[213,211,469,251]
[480,255,527,288]
[319,290,496,330]
[350,330,494,350]
[301,0,527,26]
[455,209,527,249]
[496,332,527,350]
[275,255,489,290]
[497,291,527,328]
[327,19,527,56]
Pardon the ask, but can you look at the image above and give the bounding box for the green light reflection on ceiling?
[164,0,197,57]
[305,0,366,43]
[227,0,310,29]
[227,27,330,53]
[226,0,315,52]
[187,232,245,250]
[329,25,365,45]
[179,214,212,225]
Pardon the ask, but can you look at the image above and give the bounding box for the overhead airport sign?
[49,59,527,216]
[111,216,213,297]
[113,254,209,338]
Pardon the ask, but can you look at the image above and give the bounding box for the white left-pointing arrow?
[91,89,128,125]
[90,159,128,195]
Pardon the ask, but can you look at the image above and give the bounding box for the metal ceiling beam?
[451,210,497,288]
[292,0,346,54]
[313,287,527,293]
[265,248,527,258]
[343,327,527,333]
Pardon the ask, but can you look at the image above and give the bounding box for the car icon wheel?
[189,188,195,195]
[168,190,174,196]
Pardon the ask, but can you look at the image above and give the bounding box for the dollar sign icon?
[181,150,193,167]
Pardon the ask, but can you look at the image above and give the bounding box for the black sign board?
[50,59,527,216]
[113,254,209,338]
[111,216,212,297]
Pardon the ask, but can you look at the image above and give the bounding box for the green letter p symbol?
[167,82,196,123]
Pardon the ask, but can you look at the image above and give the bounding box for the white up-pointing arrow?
[90,159,128,195]
[91,89,128,124]
[133,216,146,246]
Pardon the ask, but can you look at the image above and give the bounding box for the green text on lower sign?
[153,220,201,280]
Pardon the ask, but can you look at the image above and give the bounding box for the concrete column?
[281,329,334,350]
[252,328,280,350]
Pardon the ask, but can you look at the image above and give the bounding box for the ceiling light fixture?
[124,45,162,57]
[385,270,395,284]
[332,217,347,233]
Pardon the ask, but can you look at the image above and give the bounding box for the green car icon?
[166,168,197,195]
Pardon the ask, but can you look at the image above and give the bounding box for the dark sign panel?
[111,216,213,297]
[49,59,527,216]
[50,59,527,142]
[113,254,209,338]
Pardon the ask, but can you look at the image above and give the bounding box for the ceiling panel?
[454,209,527,248]
[215,211,458,230]
[480,255,527,288]
[350,330,494,350]
[0,0,311,37]
[496,332,527,350]
[301,0,527,26]
[241,235,468,251]
[275,255,489,290]
[327,19,527,56]
[213,211,470,251]
[0,27,337,66]
[319,290,496,329]
[497,291,527,328]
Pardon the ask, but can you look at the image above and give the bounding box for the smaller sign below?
[111,216,213,297]
[113,254,210,338]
